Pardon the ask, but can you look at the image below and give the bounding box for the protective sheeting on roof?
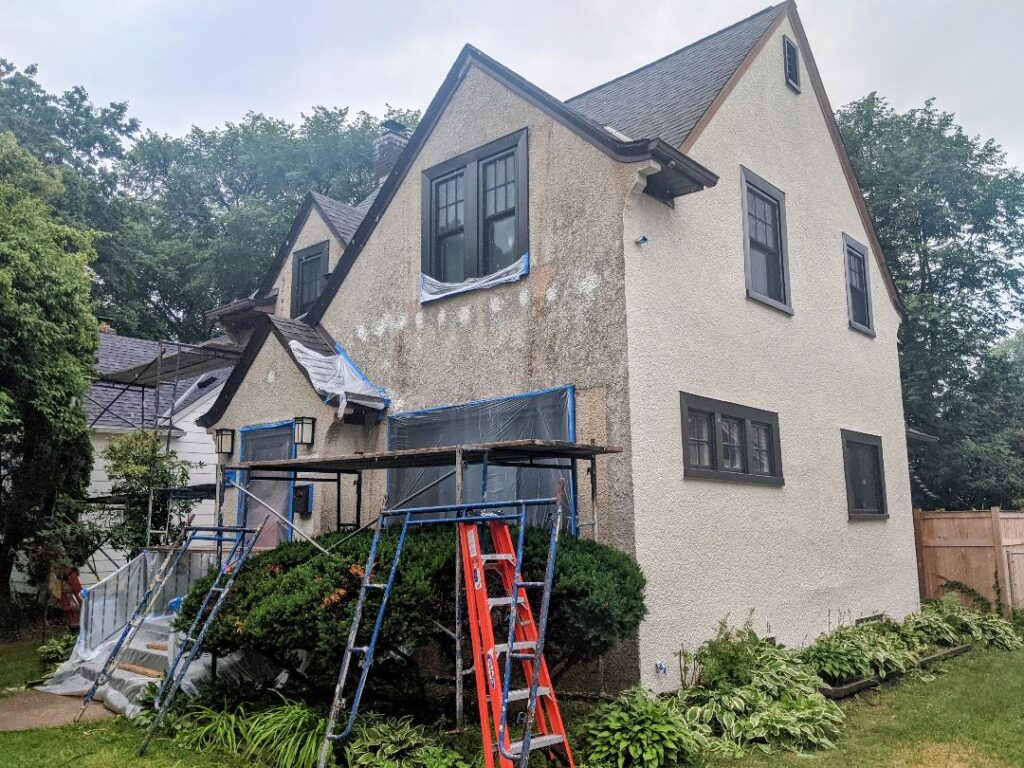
[419,253,529,304]
[566,4,784,147]
[288,340,387,417]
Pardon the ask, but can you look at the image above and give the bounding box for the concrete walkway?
[0,690,111,731]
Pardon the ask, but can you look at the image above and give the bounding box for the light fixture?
[293,416,316,446]
[214,428,235,455]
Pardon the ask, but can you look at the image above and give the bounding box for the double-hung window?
[783,36,801,92]
[843,234,874,335]
[841,430,887,518]
[680,393,783,485]
[422,129,528,287]
[291,241,329,318]
[741,167,792,314]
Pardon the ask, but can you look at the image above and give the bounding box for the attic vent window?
[783,36,800,92]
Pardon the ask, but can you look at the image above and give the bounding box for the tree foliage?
[837,94,1024,507]
[0,131,97,616]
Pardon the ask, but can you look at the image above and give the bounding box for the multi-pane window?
[435,173,466,282]
[741,167,791,314]
[680,393,783,485]
[844,235,874,335]
[482,152,517,272]
[783,36,800,92]
[422,129,528,289]
[841,430,887,518]
[291,241,328,318]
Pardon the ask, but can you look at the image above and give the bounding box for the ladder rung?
[507,733,563,756]
[481,554,515,565]
[505,686,550,702]
[488,596,526,610]
[494,641,536,655]
[350,646,369,655]
[516,581,545,588]
[364,583,386,589]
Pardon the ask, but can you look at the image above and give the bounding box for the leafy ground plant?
[580,688,723,767]
[344,716,469,768]
[36,632,76,678]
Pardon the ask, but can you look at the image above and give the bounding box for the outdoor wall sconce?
[214,428,235,455]
[293,416,316,446]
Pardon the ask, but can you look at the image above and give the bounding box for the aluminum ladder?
[461,505,573,768]
[138,518,265,756]
[74,516,196,723]
[316,496,571,768]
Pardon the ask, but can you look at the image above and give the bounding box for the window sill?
[848,512,889,521]
[786,79,801,95]
[848,320,876,338]
[746,289,794,316]
[684,466,785,486]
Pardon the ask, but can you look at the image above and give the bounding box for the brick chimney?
[373,120,409,182]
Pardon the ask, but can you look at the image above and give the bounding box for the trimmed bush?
[177,525,646,708]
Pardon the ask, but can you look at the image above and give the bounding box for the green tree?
[837,95,1024,507]
[0,132,97,617]
[102,430,192,556]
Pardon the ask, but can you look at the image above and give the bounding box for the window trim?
[741,166,793,316]
[290,240,329,318]
[783,35,801,93]
[421,129,529,286]
[680,392,784,486]
[840,429,888,520]
[843,233,875,337]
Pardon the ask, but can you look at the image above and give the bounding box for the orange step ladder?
[459,509,575,768]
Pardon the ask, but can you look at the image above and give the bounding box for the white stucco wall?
[623,16,920,689]
[270,208,345,319]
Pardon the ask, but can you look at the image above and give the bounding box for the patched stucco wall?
[623,16,919,690]
[270,208,345,319]
[214,333,376,540]
[317,65,644,562]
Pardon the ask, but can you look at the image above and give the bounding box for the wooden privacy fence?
[912,507,1024,613]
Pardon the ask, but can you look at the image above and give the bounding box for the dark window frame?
[783,35,801,93]
[843,233,875,337]
[421,129,529,287]
[291,240,329,318]
[680,392,784,486]
[841,429,888,520]
[741,166,793,316]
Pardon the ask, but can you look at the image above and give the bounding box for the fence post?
[912,508,927,601]
[990,506,1011,617]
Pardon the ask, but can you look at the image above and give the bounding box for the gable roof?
[255,191,367,298]
[567,4,786,147]
[304,44,718,326]
[196,314,338,428]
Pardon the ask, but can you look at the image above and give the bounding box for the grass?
[0,717,249,768]
[0,636,51,694]
[714,648,1024,767]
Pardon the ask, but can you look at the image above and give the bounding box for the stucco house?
[198,2,920,690]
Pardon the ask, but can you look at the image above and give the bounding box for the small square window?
[680,393,783,486]
[783,36,800,92]
[841,430,887,519]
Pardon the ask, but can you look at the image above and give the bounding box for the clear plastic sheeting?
[387,386,575,530]
[418,252,529,304]
[289,340,387,417]
[39,613,280,718]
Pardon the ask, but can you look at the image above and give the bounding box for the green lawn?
[0,717,248,768]
[0,636,50,694]
[715,648,1024,768]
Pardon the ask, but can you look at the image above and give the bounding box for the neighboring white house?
[195,1,921,691]
[81,332,230,586]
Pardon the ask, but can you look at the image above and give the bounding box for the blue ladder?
[138,519,265,756]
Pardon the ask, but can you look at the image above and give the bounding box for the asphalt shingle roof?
[86,334,232,430]
[311,192,364,243]
[268,315,336,356]
[566,5,784,147]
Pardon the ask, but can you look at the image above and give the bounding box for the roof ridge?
[567,4,784,104]
[311,190,360,212]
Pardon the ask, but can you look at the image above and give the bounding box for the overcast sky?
[4,0,1023,166]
